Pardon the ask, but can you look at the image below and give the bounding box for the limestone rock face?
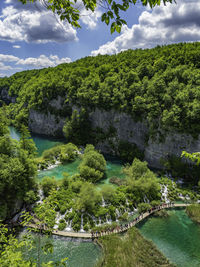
[90,109,148,151]
[28,109,65,137]
[28,106,200,168]
[0,88,16,104]
[145,133,200,168]
[2,90,200,168]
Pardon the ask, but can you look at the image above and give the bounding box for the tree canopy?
[2,42,200,139]
[19,0,175,33]
[79,144,106,182]
[0,110,37,220]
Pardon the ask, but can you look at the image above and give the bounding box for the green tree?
[60,143,78,162]
[0,223,34,267]
[125,159,161,203]
[41,177,57,197]
[182,151,200,165]
[75,183,102,212]
[19,124,37,156]
[124,158,149,180]
[0,110,37,219]
[0,201,67,267]
[79,145,106,182]
[19,0,175,33]
[63,109,92,145]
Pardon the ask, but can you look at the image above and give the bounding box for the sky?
[0,0,200,77]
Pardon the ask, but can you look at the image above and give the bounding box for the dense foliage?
[38,157,162,232]
[63,109,92,145]
[186,204,200,224]
[162,155,200,186]
[18,0,174,33]
[0,111,37,220]
[2,42,200,138]
[79,145,106,182]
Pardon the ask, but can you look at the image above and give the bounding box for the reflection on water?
[138,209,200,267]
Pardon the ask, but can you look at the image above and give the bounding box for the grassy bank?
[186,204,200,224]
[96,227,175,267]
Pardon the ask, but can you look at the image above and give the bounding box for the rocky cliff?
[27,101,200,168]
[29,109,65,137]
[1,89,199,168]
[0,88,16,104]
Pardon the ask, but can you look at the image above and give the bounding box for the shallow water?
[138,209,200,267]
[37,157,125,184]
[20,233,101,267]
[9,126,63,156]
[9,126,125,183]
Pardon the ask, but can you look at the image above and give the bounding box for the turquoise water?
[9,127,125,183]
[10,127,200,266]
[9,126,63,156]
[38,157,125,184]
[20,234,101,267]
[138,209,200,267]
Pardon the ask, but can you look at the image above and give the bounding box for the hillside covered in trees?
[1,42,200,138]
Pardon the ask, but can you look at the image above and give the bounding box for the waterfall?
[143,195,150,203]
[36,189,44,204]
[66,220,72,231]
[102,197,106,207]
[115,208,120,219]
[161,185,170,203]
[80,213,85,232]
[106,215,112,224]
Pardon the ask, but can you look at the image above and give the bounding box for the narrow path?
[29,203,190,239]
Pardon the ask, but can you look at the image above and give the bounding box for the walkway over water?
[39,203,190,239]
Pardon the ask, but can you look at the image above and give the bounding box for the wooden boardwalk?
[29,203,190,239]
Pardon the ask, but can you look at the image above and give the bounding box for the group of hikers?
[91,202,175,238]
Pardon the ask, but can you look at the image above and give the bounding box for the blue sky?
[0,0,199,77]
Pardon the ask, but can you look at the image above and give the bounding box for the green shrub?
[60,206,67,215]
[58,221,66,231]
[41,177,57,197]
[83,224,89,231]
[118,140,144,163]
[137,203,151,213]
[73,223,81,232]
[79,146,106,183]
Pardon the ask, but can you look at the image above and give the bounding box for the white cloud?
[16,54,72,68]
[79,5,102,30]
[13,45,21,49]
[0,62,12,70]
[91,0,200,56]
[0,0,78,43]
[0,0,102,43]
[80,10,102,30]
[0,53,19,62]
[0,53,72,76]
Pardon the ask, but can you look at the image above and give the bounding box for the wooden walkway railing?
[37,203,189,239]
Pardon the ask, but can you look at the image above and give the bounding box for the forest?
[1,42,200,137]
[1,42,200,266]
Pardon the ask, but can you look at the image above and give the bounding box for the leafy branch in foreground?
[182,151,200,166]
[18,198,67,266]
[18,0,175,33]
